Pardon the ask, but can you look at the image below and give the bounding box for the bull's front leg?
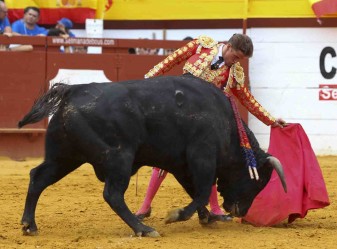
[102,154,160,237]
[169,172,212,224]
[165,147,215,224]
[164,186,213,224]
[103,179,160,237]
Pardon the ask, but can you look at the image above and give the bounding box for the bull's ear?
[266,156,287,193]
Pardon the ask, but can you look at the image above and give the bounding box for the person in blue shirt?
[55,18,76,37]
[0,1,32,51]
[0,1,11,34]
[12,6,46,36]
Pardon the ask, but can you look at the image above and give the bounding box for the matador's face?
[222,44,246,67]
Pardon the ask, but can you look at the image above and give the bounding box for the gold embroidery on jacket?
[183,44,221,83]
[144,40,199,78]
[234,63,245,86]
[198,35,217,48]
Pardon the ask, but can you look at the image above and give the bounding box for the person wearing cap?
[135,34,287,222]
[55,18,75,37]
[46,28,72,53]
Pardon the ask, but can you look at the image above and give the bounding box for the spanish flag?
[6,0,104,25]
[309,0,337,18]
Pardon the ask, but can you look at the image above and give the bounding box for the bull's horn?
[266,156,287,193]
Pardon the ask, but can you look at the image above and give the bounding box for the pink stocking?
[209,184,225,215]
[136,167,167,215]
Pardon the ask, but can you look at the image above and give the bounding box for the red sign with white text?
[319,84,337,100]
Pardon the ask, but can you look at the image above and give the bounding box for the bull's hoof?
[135,228,161,238]
[134,224,160,238]
[22,222,38,236]
[139,230,161,238]
[198,216,209,225]
[165,208,183,224]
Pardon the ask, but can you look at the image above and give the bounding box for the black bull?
[18,74,286,237]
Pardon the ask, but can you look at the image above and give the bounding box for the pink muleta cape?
[243,123,330,226]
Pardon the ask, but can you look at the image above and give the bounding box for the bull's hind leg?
[165,146,215,224]
[21,160,82,235]
[101,151,160,237]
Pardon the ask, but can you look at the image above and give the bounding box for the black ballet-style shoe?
[209,212,233,222]
[135,207,152,221]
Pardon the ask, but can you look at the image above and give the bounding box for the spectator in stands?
[73,46,87,53]
[47,27,86,54]
[0,1,33,52]
[136,38,159,55]
[0,0,10,50]
[137,47,159,55]
[55,18,76,37]
[0,44,33,52]
[0,0,11,34]
[128,47,136,54]
[12,6,46,36]
[47,28,72,53]
[47,28,67,37]
[0,32,33,51]
[183,36,193,41]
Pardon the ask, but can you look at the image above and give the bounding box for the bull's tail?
[18,83,70,128]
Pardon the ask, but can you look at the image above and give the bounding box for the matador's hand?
[271,118,287,128]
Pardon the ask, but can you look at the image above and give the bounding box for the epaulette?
[197,35,217,48]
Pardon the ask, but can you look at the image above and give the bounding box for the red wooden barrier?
[0,36,47,160]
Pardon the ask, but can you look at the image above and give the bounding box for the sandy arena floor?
[0,156,336,249]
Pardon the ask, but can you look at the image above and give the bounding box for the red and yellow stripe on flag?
[309,0,337,18]
[6,0,101,25]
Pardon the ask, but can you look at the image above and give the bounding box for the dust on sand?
[0,156,336,249]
